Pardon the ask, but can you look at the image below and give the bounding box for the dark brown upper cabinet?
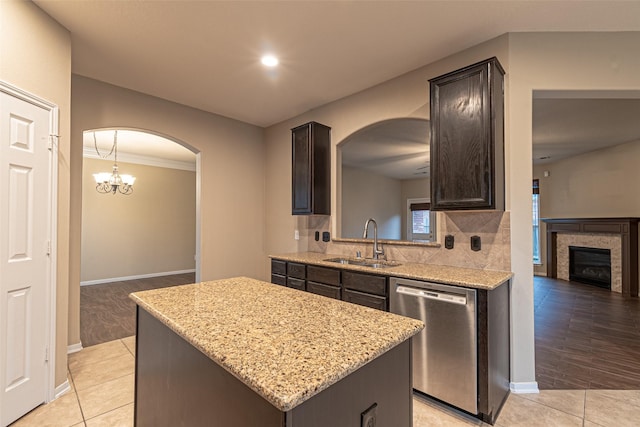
[291,121,331,215]
[429,57,505,211]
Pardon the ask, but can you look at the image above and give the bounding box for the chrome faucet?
[362,218,385,260]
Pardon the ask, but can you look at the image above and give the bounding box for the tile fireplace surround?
[543,218,640,297]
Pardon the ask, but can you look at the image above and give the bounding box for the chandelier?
[92,130,136,195]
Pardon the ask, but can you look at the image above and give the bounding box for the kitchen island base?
[134,307,413,426]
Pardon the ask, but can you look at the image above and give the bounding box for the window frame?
[407,198,435,242]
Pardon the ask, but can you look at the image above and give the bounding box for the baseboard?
[80,269,196,286]
[67,342,83,354]
[54,380,71,399]
[510,381,540,394]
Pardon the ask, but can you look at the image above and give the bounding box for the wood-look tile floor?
[535,276,640,389]
[12,336,640,427]
[80,273,196,347]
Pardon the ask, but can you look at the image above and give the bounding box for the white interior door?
[0,90,52,426]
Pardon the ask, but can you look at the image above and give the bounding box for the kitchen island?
[130,277,423,427]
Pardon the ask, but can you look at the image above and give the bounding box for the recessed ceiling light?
[261,54,279,67]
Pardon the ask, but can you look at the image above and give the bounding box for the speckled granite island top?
[270,252,513,290]
[130,277,423,412]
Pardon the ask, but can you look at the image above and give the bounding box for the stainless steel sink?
[323,257,401,269]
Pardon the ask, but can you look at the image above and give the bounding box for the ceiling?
[341,119,429,180]
[35,0,640,129]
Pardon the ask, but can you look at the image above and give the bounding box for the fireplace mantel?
[543,218,640,297]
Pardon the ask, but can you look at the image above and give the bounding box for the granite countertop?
[130,277,423,412]
[270,252,513,290]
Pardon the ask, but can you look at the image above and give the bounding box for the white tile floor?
[11,336,640,426]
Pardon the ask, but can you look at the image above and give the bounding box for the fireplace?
[543,218,640,297]
[569,246,611,289]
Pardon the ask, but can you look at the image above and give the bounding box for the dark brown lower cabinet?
[135,307,413,426]
[270,258,510,425]
[271,274,286,286]
[287,277,306,291]
[307,281,341,299]
[343,289,386,311]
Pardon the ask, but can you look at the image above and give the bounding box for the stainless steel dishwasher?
[389,277,477,414]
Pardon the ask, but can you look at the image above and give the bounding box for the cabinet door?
[271,259,286,275]
[291,122,331,215]
[271,274,286,286]
[307,281,341,300]
[343,289,387,311]
[430,57,504,210]
[307,265,340,286]
[287,262,306,279]
[342,271,386,296]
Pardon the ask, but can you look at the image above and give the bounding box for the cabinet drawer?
[287,262,306,279]
[343,289,387,311]
[342,271,387,296]
[307,281,341,300]
[307,265,340,286]
[287,277,306,291]
[271,274,286,286]
[271,259,286,275]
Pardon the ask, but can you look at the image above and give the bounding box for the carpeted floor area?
[80,273,196,347]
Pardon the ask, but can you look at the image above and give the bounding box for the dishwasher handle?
[395,285,467,305]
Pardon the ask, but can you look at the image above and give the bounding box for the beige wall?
[533,138,640,274]
[342,166,402,239]
[1,0,72,388]
[81,159,196,282]
[70,75,265,346]
[507,32,640,386]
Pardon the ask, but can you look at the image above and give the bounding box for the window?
[533,179,541,264]
[407,198,435,242]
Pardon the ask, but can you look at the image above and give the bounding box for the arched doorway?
[79,128,199,347]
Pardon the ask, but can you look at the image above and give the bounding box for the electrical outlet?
[294,230,299,240]
[361,403,377,427]
[471,235,481,251]
[322,231,330,242]
[445,234,454,249]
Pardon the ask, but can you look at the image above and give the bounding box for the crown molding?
[83,147,196,172]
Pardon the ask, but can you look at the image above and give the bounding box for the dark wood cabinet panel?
[307,265,341,286]
[342,271,387,296]
[343,289,387,311]
[271,259,286,276]
[287,262,306,279]
[430,57,505,211]
[307,281,341,300]
[292,122,331,215]
[271,274,286,286]
[287,277,306,291]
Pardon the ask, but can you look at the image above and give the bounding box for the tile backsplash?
[298,211,511,272]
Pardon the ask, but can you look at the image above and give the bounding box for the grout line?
[68,370,88,425]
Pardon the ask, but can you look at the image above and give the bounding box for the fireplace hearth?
[569,246,611,289]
